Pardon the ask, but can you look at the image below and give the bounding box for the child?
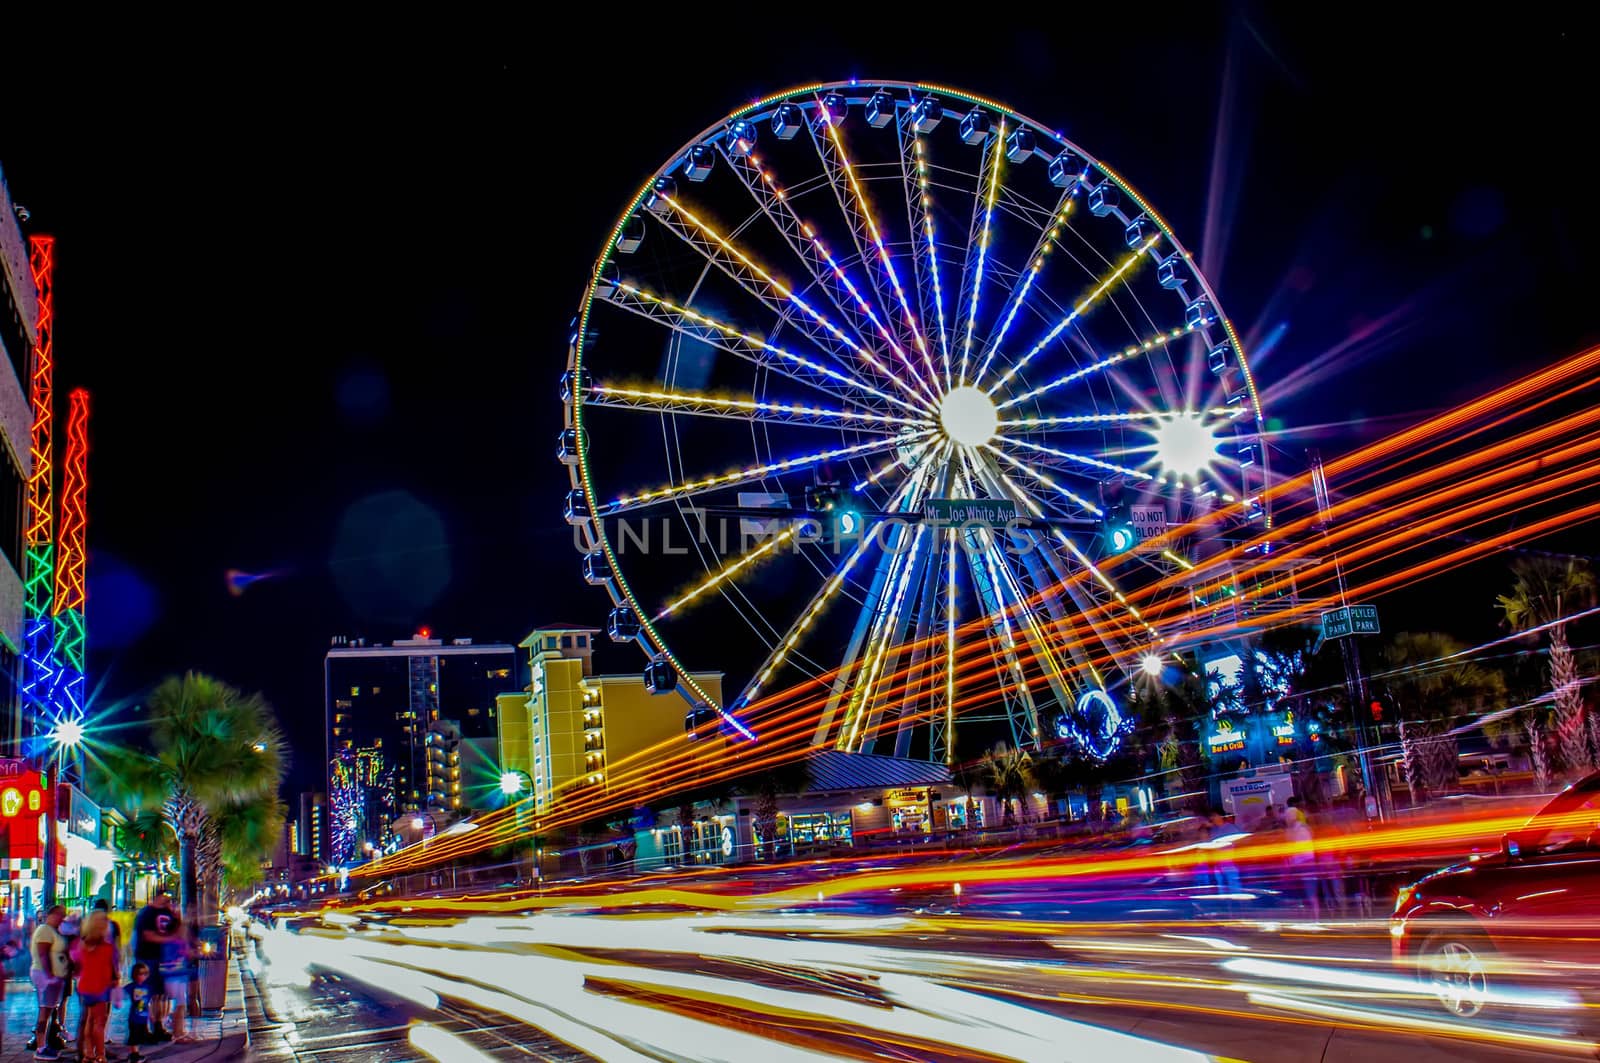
[158,915,193,1043]
[127,963,154,1059]
[70,911,119,1063]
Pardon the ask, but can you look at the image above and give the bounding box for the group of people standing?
[21,891,199,1062]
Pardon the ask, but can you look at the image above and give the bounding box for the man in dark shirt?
[132,893,176,1041]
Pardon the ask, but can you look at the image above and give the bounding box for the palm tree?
[741,759,811,860]
[981,743,1034,826]
[1380,632,1505,801]
[1497,557,1598,775]
[100,672,287,920]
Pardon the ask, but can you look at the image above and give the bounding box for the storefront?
[885,787,932,835]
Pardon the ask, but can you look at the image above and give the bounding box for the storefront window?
[789,812,853,847]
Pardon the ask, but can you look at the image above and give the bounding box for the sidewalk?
[0,967,248,1063]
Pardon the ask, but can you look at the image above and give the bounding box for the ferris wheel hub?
[939,386,999,447]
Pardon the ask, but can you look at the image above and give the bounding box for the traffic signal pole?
[1311,452,1391,823]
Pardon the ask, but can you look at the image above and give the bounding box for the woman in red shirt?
[71,911,120,1063]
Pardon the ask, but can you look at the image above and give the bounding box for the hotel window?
[662,828,683,862]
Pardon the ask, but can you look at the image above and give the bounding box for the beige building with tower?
[497,626,723,815]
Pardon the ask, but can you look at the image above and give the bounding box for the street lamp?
[43,715,86,908]
[498,769,535,882]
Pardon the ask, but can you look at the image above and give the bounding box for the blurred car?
[1391,770,1600,1017]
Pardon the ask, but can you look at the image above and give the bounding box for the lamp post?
[498,770,535,882]
[43,716,85,908]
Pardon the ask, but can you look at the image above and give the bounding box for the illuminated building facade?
[0,167,37,753]
[295,791,327,864]
[497,626,722,816]
[324,634,515,861]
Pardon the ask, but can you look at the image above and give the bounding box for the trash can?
[197,924,228,1010]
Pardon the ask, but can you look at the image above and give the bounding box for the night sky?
[3,14,1596,796]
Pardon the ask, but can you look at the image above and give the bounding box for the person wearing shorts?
[30,905,69,1060]
[71,911,119,1063]
[158,914,192,1043]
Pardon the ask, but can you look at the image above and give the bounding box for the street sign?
[1130,504,1167,543]
[1320,603,1380,640]
[926,498,1018,525]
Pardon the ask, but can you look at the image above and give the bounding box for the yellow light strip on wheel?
[656,526,800,621]
[661,194,936,412]
[605,434,928,514]
[590,383,931,428]
[816,102,939,388]
[960,119,1007,385]
[989,234,1161,398]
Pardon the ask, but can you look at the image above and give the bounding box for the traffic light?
[1370,699,1384,722]
[805,482,864,548]
[1104,509,1136,553]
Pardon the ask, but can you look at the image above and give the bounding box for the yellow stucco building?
[496,626,723,815]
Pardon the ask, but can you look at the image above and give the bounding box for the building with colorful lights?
[496,626,723,817]
[0,166,38,754]
[324,634,516,862]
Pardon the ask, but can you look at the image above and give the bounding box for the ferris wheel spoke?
[1040,528,1156,664]
[999,407,1231,433]
[999,436,1153,483]
[597,433,928,518]
[586,383,930,434]
[839,448,953,755]
[956,118,1008,385]
[809,96,939,391]
[980,443,1104,518]
[836,523,930,753]
[929,526,960,763]
[990,540,1077,721]
[731,463,932,716]
[853,437,938,492]
[997,316,1215,411]
[975,453,1148,673]
[821,456,943,750]
[898,97,953,389]
[986,233,1162,398]
[961,527,1042,752]
[654,524,802,622]
[649,191,936,412]
[967,457,1081,708]
[721,147,939,406]
[971,183,1083,390]
[599,281,922,416]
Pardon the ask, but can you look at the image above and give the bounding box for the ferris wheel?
[561,81,1271,763]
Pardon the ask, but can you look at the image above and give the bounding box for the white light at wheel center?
[940,386,998,446]
[1153,413,1219,479]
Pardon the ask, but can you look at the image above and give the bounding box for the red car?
[1391,771,1600,1018]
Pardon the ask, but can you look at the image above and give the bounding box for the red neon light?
[54,389,89,614]
[25,236,53,556]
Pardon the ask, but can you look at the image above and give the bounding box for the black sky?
[3,13,1596,795]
